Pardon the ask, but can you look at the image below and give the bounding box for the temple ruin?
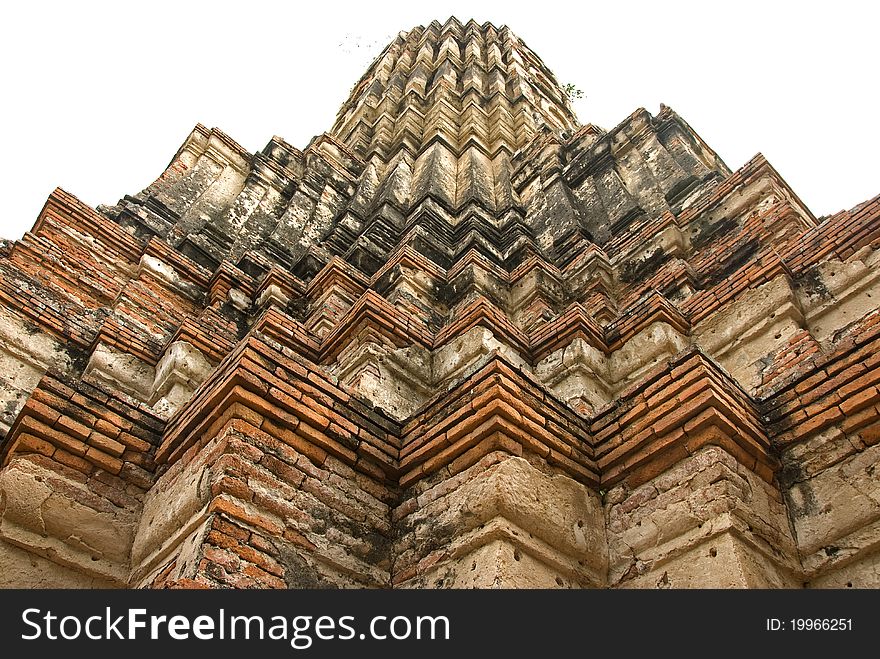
[1,18,879,588]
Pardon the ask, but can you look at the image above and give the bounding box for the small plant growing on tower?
[563,83,584,101]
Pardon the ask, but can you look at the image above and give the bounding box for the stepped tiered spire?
[331,17,579,158]
[1,19,880,590]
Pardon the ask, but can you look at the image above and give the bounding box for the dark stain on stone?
[619,248,670,284]
[691,216,738,249]
[794,266,832,300]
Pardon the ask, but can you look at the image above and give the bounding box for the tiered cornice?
[1,18,879,590]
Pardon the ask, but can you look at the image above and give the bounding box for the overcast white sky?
[1,1,877,240]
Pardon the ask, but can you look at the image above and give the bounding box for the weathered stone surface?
[606,447,799,588]
[0,539,116,588]
[394,454,606,588]
[1,17,879,589]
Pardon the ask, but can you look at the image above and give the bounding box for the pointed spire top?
[330,19,580,160]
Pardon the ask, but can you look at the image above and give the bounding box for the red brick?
[841,404,880,434]
[212,516,251,542]
[262,417,328,466]
[85,446,123,474]
[840,387,880,416]
[232,545,284,577]
[282,528,316,551]
[20,417,88,456]
[88,431,126,457]
[241,563,286,588]
[53,447,94,474]
[209,496,284,536]
[260,454,306,488]
[93,418,122,439]
[249,533,281,558]
[839,370,880,399]
[291,395,332,430]
[618,401,647,427]
[211,475,253,501]
[117,431,152,452]
[861,424,880,446]
[16,433,56,457]
[22,399,60,426]
[206,530,242,550]
[794,405,844,440]
[203,545,240,572]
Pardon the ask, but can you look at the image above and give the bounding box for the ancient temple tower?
[1,18,879,589]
